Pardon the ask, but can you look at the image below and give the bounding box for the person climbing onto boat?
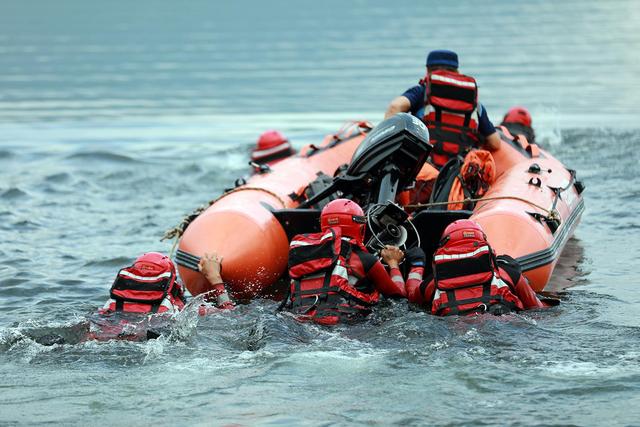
[250,130,295,173]
[404,219,548,316]
[100,251,234,314]
[501,106,536,145]
[384,49,501,169]
[283,198,421,325]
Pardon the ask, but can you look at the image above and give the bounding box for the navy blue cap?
[426,50,459,68]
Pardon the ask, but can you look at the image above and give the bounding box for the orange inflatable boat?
[174,113,584,298]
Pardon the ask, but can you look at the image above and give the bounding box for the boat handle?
[528,177,542,187]
[526,143,540,158]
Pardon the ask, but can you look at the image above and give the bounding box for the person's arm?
[495,255,545,310]
[198,252,235,309]
[380,245,405,284]
[402,247,428,304]
[384,96,412,119]
[511,274,546,309]
[482,131,501,152]
[477,104,501,152]
[365,261,406,297]
[363,246,406,297]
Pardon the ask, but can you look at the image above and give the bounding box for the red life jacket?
[287,228,379,325]
[429,223,524,316]
[421,70,480,169]
[103,262,185,314]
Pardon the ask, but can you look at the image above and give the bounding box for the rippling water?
[2,1,640,425]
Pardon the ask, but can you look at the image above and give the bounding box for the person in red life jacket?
[93,251,235,341]
[250,130,296,173]
[404,219,548,316]
[501,106,536,145]
[89,252,188,341]
[283,198,420,325]
[197,251,235,312]
[384,49,501,169]
[100,252,186,315]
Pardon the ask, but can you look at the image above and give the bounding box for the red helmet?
[320,199,366,242]
[440,219,487,245]
[251,130,293,162]
[133,252,175,276]
[502,106,532,128]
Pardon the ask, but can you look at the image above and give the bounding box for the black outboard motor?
[299,113,432,208]
[275,114,431,242]
[346,113,431,204]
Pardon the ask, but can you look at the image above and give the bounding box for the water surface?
[1,1,640,425]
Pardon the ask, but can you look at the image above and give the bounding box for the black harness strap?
[444,289,459,315]
[429,125,478,156]
[463,112,471,128]
[276,281,294,312]
[113,297,163,313]
[437,282,497,316]
[112,278,170,292]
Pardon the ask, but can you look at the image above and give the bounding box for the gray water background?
[1,0,640,425]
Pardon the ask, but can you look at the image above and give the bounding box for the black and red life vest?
[428,223,524,316]
[421,70,481,169]
[287,228,379,325]
[103,262,185,314]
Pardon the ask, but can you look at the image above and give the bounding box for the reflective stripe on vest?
[434,245,490,262]
[118,270,172,282]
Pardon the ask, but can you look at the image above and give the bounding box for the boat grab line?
[406,195,555,217]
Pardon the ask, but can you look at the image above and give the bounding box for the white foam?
[543,361,623,378]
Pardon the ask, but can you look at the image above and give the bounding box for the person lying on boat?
[501,106,536,145]
[250,130,296,173]
[282,198,423,325]
[404,220,548,316]
[384,49,501,170]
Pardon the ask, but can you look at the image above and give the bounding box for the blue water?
[2,1,640,425]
